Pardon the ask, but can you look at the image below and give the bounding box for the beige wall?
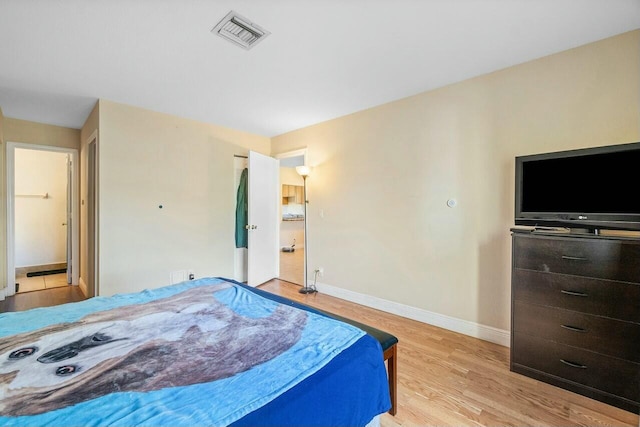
[0,115,80,295]
[4,118,80,150]
[0,108,5,293]
[271,30,640,333]
[97,100,270,296]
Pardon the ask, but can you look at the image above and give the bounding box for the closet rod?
[16,192,49,199]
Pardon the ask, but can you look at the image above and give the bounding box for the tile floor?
[16,272,69,293]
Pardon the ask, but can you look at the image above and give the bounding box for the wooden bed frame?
[383,342,398,415]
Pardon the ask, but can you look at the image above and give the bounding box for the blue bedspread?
[0,278,388,426]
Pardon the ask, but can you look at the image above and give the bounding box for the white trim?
[86,130,99,297]
[275,148,307,165]
[5,144,16,298]
[316,281,511,347]
[79,277,88,298]
[6,142,80,297]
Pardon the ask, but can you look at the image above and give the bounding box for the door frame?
[275,148,307,167]
[5,142,80,297]
[85,131,99,297]
[275,148,308,285]
[66,153,73,284]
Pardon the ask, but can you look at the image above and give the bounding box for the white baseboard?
[315,281,510,348]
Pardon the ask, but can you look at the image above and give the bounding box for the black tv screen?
[515,142,640,231]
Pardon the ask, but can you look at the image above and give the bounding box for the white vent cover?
[212,11,270,50]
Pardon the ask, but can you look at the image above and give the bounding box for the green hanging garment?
[235,168,248,248]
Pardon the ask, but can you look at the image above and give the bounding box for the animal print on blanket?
[0,283,307,416]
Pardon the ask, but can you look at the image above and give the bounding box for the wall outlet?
[170,270,186,285]
[316,267,324,276]
[170,270,195,284]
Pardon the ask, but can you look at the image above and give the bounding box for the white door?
[247,151,279,286]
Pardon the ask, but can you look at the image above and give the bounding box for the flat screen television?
[515,141,640,232]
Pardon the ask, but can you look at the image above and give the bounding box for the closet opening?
[6,143,79,298]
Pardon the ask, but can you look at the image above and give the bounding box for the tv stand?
[510,229,640,414]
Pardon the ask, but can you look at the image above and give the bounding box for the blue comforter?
[0,278,390,426]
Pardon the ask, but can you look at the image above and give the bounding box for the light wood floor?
[279,247,304,285]
[259,279,639,427]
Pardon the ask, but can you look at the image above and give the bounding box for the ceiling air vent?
[211,11,270,50]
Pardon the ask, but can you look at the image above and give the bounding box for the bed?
[0,277,391,426]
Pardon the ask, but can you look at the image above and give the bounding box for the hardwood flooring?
[279,247,304,285]
[2,278,637,426]
[0,285,86,313]
[259,279,639,427]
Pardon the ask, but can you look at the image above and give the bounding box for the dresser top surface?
[511,227,640,242]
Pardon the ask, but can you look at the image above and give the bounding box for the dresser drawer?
[513,301,640,362]
[512,333,640,404]
[513,235,640,283]
[512,269,640,322]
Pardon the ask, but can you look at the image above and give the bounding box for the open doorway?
[6,143,79,297]
[276,149,307,285]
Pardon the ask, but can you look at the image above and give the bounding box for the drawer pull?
[560,324,587,333]
[561,255,588,261]
[560,359,587,369]
[560,290,588,297]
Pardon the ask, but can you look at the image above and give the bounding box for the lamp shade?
[295,165,310,177]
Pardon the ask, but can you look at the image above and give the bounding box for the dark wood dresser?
[510,229,640,414]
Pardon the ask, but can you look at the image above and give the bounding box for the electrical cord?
[311,269,319,292]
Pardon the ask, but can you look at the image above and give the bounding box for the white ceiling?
[0,0,638,137]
